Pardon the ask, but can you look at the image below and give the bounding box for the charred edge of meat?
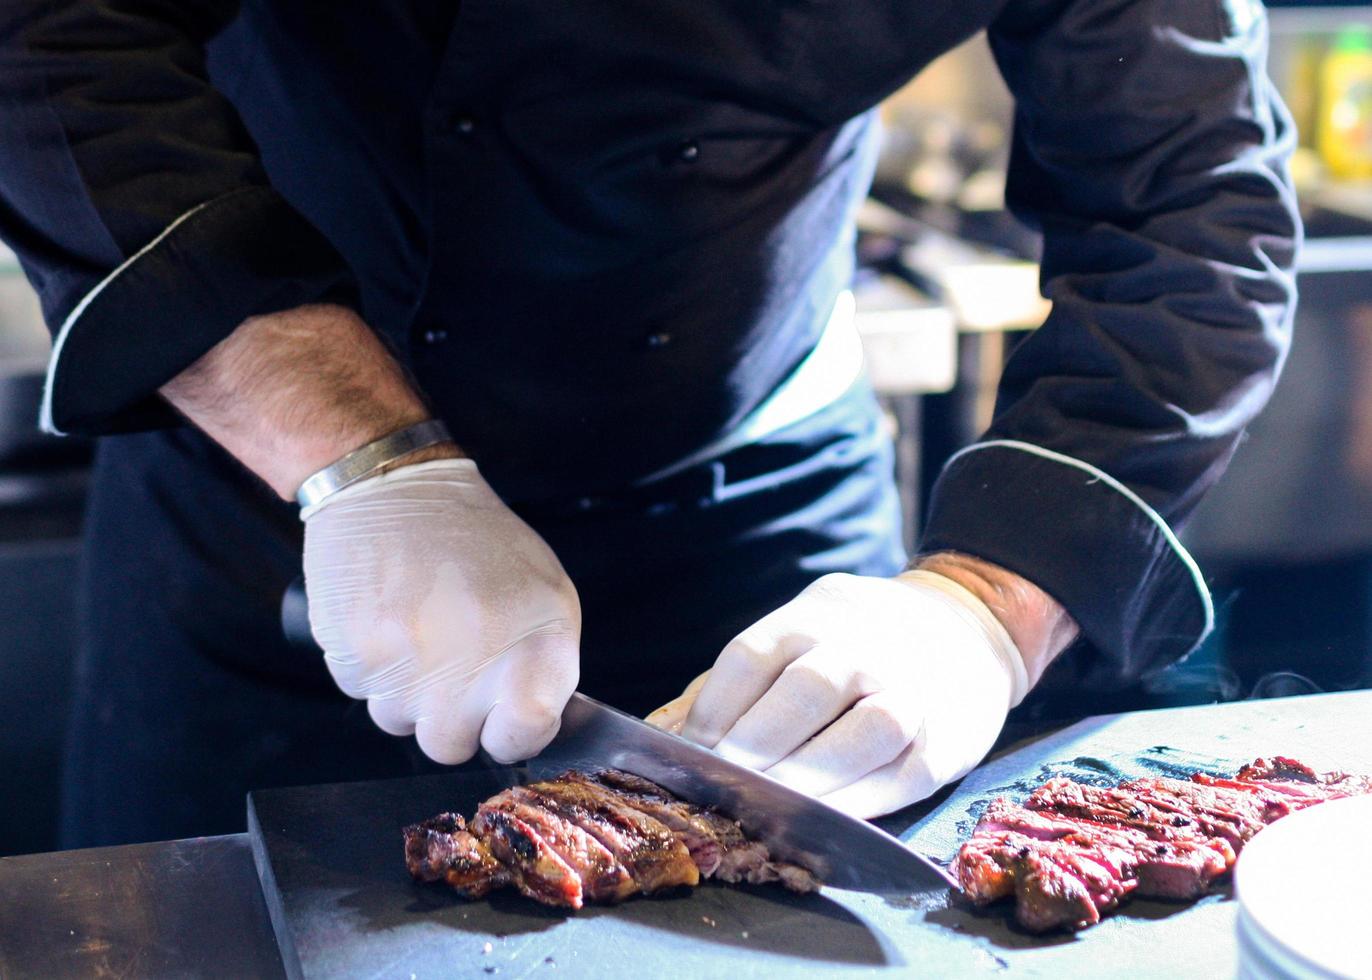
[402,813,509,898]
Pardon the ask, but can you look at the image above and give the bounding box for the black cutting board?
[247,691,1372,979]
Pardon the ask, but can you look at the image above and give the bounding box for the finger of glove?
[763,689,922,798]
[680,611,821,748]
[645,670,711,735]
[414,689,492,766]
[712,645,863,771]
[367,696,417,737]
[480,630,580,764]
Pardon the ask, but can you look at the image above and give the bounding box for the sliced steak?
[584,770,820,893]
[975,799,1231,899]
[581,770,740,876]
[957,758,1372,933]
[516,775,700,893]
[479,790,636,903]
[402,813,509,898]
[470,803,584,908]
[1120,777,1276,849]
[406,768,826,908]
[1026,777,1260,852]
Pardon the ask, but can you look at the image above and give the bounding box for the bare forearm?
[160,303,458,498]
[909,551,1079,688]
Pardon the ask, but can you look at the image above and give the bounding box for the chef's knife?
[530,692,957,893]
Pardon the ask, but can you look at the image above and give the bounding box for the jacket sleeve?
[0,1,354,436]
[918,0,1301,687]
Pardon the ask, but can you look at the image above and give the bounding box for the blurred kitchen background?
[3,1,1371,857]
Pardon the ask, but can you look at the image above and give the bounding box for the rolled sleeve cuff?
[40,186,355,436]
[919,440,1214,686]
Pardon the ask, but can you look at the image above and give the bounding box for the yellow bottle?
[1319,26,1372,181]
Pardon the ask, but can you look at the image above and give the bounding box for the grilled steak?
[405,769,820,909]
[954,757,1372,933]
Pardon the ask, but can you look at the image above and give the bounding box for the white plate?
[1236,794,1372,979]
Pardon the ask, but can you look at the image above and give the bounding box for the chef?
[0,0,1297,847]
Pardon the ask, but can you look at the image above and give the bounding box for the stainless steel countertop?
[0,834,284,979]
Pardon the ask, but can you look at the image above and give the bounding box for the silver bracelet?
[295,419,453,510]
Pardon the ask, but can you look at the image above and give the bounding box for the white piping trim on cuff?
[943,439,1215,637]
[40,200,215,436]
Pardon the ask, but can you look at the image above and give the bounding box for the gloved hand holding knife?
[302,458,581,765]
[162,303,581,768]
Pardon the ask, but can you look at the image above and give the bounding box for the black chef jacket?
[0,0,1299,684]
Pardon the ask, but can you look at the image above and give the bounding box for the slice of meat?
[1121,777,1282,847]
[584,770,820,893]
[515,775,700,893]
[1238,756,1372,795]
[954,832,1019,905]
[470,803,584,908]
[975,799,1231,900]
[402,813,509,898]
[583,770,739,876]
[1015,845,1105,933]
[1026,777,1262,853]
[479,791,636,903]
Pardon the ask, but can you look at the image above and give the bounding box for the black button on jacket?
[0,0,1300,685]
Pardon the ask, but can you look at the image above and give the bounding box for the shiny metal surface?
[532,692,957,893]
[0,834,284,979]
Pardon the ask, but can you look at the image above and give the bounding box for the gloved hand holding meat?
[302,458,581,765]
[650,556,1078,818]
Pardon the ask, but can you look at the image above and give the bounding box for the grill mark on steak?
[955,758,1372,933]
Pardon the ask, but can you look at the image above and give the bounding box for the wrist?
[160,303,446,499]
[297,419,466,513]
[904,552,1079,690]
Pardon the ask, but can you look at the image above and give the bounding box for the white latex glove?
[650,571,1027,818]
[302,458,580,765]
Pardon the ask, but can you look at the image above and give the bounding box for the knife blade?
[529,692,957,893]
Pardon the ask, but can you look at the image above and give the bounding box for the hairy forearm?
[160,303,459,498]
[908,551,1079,688]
